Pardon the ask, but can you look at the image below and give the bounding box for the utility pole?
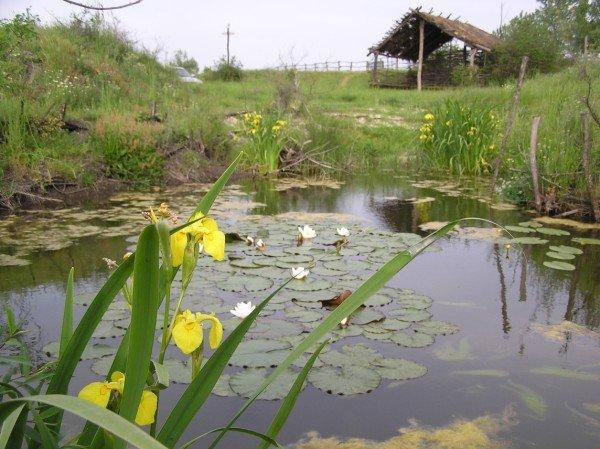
[222,24,235,65]
[500,1,505,29]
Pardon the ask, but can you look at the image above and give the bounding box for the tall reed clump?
[93,113,165,185]
[418,100,500,176]
[0,156,493,449]
[240,111,288,173]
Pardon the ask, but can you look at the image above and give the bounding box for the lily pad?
[309,365,381,395]
[546,251,575,261]
[382,318,411,331]
[43,342,115,361]
[388,308,431,322]
[391,332,435,348]
[373,358,427,380]
[230,368,302,400]
[286,279,332,292]
[510,237,549,245]
[364,293,392,307]
[549,245,583,255]
[218,275,273,292]
[284,308,324,323]
[413,320,459,335]
[505,225,536,234]
[537,228,570,236]
[543,261,576,271]
[396,294,433,310]
[519,221,543,228]
[211,374,237,397]
[318,344,382,367]
[163,359,192,384]
[90,357,114,376]
[572,237,600,245]
[349,308,385,325]
[92,321,126,339]
[228,339,291,368]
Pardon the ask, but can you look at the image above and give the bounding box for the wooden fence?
[272,57,409,72]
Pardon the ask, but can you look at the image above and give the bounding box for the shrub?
[418,101,500,176]
[486,12,564,83]
[93,114,164,184]
[203,56,243,82]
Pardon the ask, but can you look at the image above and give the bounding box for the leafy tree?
[172,49,199,74]
[537,0,600,51]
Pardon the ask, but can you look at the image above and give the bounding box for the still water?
[1,173,599,449]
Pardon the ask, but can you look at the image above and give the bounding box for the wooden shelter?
[369,8,502,89]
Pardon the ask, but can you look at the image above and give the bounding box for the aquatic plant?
[0,156,502,449]
[240,111,289,174]
[418,101,500,176]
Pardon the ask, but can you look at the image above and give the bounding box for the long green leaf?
[0,395,168,449]
[257,340,328,449]
[0,404,25,448]
[157,279,293,447]
[115,225,160,449]
[32,410,58,449]
[59,267,75,357]
[180,427,283,449]
[207,218,493,449]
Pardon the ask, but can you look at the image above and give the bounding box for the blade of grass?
[0,395,169,449]
[180,427,283,449]
[156,279,293,447]
[207,218,497,449]
[115,224,160,449]
[59,267,74,357]
[0,404,25,449]
[257,340,328,449]
[32,410,58,449]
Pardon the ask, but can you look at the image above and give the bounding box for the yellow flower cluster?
[243,112,263,136]
[172,309,223,354]
[419,122,433,142]
[170,212,225,266]
[424,113,435,121]
[271,119,287,135]
[78,371,157,426]
[466,126,478,137]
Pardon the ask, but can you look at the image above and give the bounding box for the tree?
[172,50,199,74]
[537,0,600,51]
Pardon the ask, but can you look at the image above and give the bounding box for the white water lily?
[291,266,309,279]
[245,235,254,245]
[340,317,349,327]
[230,301,256,319]
[255,238,266,249]
[336,227,350,237]
[298,225,317,239]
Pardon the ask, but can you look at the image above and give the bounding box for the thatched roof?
[370,8,502,61]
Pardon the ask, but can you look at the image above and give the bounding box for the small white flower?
[291,266,309,279]
[230,301,256,319]
[255,238,266,249]
[245,235,254,245]
[340,317,349,327]
[298,225,317,239]
[336,227,350,237]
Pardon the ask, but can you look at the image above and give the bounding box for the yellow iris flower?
[424,113,435,121]
[172,309,223,354]
[187,214,225,261]
[170,230,188,267]
[78,371,157,426]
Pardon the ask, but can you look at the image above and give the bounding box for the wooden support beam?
[469,47,477,67]
[372,52,379,85]
[417,19,425,91]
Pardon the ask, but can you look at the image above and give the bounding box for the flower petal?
[203,230,225,261]
[78,382,112,408]
[170,231,188,267]
[172,317,203,354]
[135,390,157,426]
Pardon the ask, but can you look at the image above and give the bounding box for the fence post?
[325,61,328,70]
[349,61,353,71]
[372,52,379,85]
[417,19,425,91]
[528,116,543,213]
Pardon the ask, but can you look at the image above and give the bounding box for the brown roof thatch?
[370,8,502,61]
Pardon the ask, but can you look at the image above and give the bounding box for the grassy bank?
[1,13,598,215]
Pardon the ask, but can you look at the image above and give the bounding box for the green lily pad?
[323,260,372,272]
[309,365,381,395]
[505,225,536,234]
[90,357,113,376]
[572,237,600,245]
[364,293,392,307]
[163,359,192,384]
[93,321,126,339]
[43,342,115,361]
[549,245,583,255]
[286,279,332,292]
[373,358,427,380]
[248,318,304,339]
[546,251,575,260]
[318,344,381,367]
[228,339,291,368]
[218,275,274,292]
[275,254,313,268]
[510,237,549,245]
[396,294,433,310]
[211,374,237,397]
[230,368,302,400]
[519,221,543,228]
[382,318,411,331]
[388,308,431,322]
[543,261,576,271]
[391,332,435,348]
[413,320,459,335]
[284,308,324,323]
[349,308,385,325]
[229,259,261,269]
[537,228,570,236]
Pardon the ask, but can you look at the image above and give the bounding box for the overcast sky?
[1,1,539,69]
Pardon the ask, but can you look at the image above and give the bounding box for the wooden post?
[417,19,425,91]
[338,61,341,71]
[469,47,477,67]
[582,112,600,221]
[349,61,353,71]
[528,116,543,213]
[325,61,328,70]
[489,56,529,199]
[372,51,379,85]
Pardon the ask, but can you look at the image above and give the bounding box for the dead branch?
[61,0,144,10]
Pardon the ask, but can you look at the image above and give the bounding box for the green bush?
[418,100,500,176]
[486,12,564,82]
[239,111,288,173]
[203,56,243,82]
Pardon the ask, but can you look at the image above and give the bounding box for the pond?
[1,172,599,449]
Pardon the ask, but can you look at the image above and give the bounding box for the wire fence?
[271,57,410,72]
